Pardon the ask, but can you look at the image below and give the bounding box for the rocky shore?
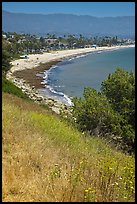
[6,70,71,115]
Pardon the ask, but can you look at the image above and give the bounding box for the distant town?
[2,31,135,58]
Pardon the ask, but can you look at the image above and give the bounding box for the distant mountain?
[2,10,135,38]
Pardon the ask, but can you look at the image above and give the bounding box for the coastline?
[8,44,134,90]
[6,44,134,113]
[9,45,134,73]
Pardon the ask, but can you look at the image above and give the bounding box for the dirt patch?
[13,60,61,89]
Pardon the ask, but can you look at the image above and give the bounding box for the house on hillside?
[44,38,58,44]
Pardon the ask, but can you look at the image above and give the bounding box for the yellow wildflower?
[115,182,119,186]
[109,167,112,170]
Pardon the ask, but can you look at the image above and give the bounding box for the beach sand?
[9,45,132,89]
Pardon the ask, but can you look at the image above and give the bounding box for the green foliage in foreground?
[2,77,30,100]
[72,88,122,138]
[71,68,135,153]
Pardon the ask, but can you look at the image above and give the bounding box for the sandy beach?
[10,45,133,74]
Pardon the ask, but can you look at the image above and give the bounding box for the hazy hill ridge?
[2,10,135,37]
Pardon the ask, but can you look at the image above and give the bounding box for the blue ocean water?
[39,47,135,105]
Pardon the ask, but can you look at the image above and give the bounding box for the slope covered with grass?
[2,77,30,100]
[2,92,135,202]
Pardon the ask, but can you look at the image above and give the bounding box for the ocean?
[38,46,135,106]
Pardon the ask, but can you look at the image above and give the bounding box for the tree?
[77,34,87,48]
[72,88,122,137]
[71,68,135,153]
[66,35,77,48]
[2,49,11,74]
[40,37,45,45]
[101,68,135,128]
[2,38,12,73]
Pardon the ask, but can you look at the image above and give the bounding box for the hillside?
[2,90,135,202]
[2,10,135,38]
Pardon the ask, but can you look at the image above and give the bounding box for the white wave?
[41,81,46,84]
[75,53,89,59]
[45,85,73,106]
[54,85,65,88]
[43,72,48,79]
[42,64,59,80]
[63,94,73,106]
[51,65,59,69]
[66,53,90,62]
[48,86,64,96]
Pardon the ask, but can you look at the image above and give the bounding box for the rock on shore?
[6,70,71,115]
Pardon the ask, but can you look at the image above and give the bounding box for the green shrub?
[2,77,30,100]
[71,68,135,153]
[2,50,11,74]
[101,68,135,129]
[72,87,122,137]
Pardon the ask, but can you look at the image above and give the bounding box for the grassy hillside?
[2,77,30,100]
[2,90,135,202]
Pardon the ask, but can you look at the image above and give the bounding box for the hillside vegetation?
[2,89,135,202]
[2,77,30,100]
[71,68,135,154]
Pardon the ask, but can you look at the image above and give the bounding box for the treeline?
[3,31,131,57]
[2,32,120,53]
[2,31,121,75]
[70,68,135,154]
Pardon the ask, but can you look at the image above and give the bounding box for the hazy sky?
[2,2,135,17]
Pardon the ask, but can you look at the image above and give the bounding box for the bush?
[2,49,11,74]
[71,68,135,153]
[101,68,135,129]
[2,77,30,100]
[72,88,122,137]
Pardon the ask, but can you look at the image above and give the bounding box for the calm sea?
[39,46,135,105]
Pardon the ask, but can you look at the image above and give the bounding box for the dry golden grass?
[2,93,135,202]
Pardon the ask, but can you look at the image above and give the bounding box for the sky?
[2,2,135,17]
